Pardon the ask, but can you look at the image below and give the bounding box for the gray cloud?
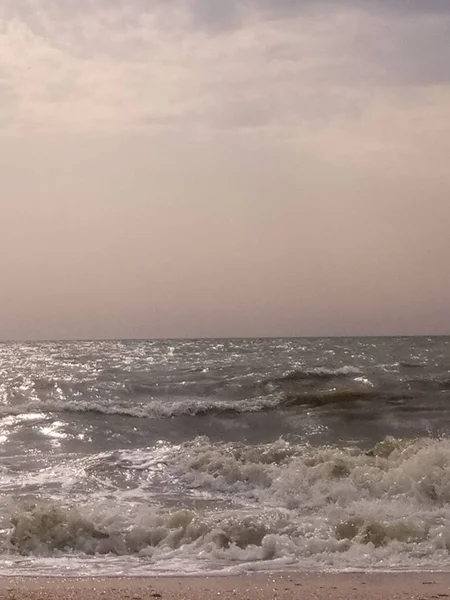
[368,26,450,86]
[184,0,450,30]
[1,0,449,133]
[255,0,450,17]
[186,0,242,31]
[135,0,450,89]
[370,0,450,15]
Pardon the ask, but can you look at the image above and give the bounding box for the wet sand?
[0,573,449,600]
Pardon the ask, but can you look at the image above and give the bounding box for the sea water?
[1,337,450,575]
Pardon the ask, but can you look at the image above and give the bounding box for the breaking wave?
[1,337,450,576]
[1,363,444,420]
[4,436,450,573]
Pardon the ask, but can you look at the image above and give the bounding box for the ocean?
[1,337,450,576]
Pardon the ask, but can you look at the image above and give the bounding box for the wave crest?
[6,436,450,572]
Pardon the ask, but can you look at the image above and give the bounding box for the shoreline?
[1,572,450,600]
[3,569,450,578]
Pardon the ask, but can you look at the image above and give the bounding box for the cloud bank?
[1,0,449,136]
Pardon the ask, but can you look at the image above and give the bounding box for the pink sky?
[1,0,450,339]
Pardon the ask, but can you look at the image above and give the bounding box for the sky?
[1,0,450,339]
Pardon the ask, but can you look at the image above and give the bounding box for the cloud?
[0,0,449,144]
[373,0,450,15]
[186,0,243,31]
[186,0,450,28]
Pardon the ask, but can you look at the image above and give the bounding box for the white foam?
[4,436,450,574]
[0,393,283,419]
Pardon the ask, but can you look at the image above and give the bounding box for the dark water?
[1,337,450,575]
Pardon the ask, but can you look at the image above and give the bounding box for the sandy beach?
[1,573,449,600]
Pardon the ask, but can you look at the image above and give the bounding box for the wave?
[165,435,450,505]
[267,366,362,384]
[398,361,427,369]
[0,387,439,421]
[283,388,375,406]
[5,436,450,572]
[8,502,277,559]
[0,395,281,420]
[12,500,431,559]
[0,389,373,420]
[1,361,450,421]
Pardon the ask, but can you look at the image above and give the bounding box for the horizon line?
[1,334,449,344]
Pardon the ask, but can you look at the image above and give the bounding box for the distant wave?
[0,363,449,420]
[267,366,362,384]
[0,396,281,420]
[398,361,427,369]
[0,389,415,420]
